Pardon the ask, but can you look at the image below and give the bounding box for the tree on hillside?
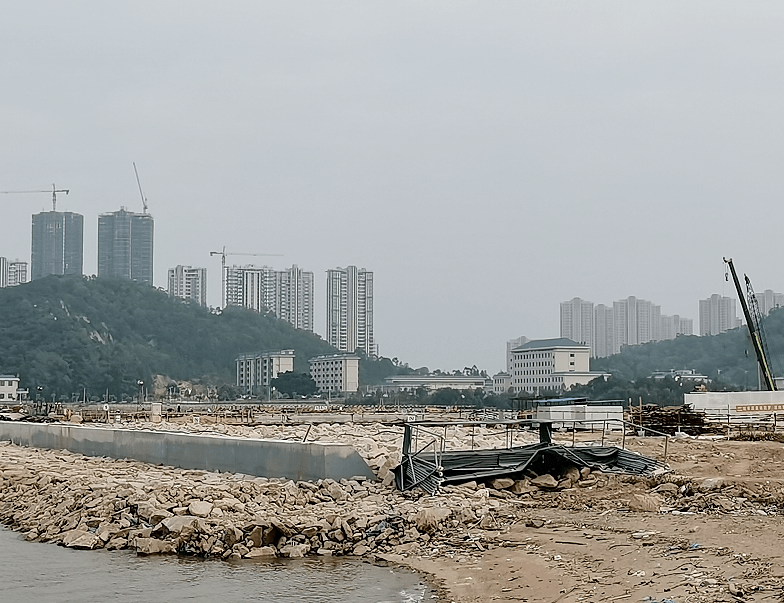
[271,372,319,397]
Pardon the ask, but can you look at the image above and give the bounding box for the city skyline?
[4,4,784,371]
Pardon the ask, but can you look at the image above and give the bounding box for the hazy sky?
[3,2,784,372]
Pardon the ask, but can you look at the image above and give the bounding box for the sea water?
[0,528,434,602]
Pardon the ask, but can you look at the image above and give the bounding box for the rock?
[628,493,662,513]
[579,467,591,479]
[326,484,347,501]
[562,466,581,484]
[526,518,545,528]
[653,483,679,495]
[699,478,725,492]
[62,530,100,550]
[280,543,309,558]
[188,500,213,517]
[154,515,199,536]
[352,544,370,556]
[510,480,535,495]
[578,478,598,488]
[149,508,173,525]
[490,478,515,490]
[316,548,333,556]
[414,507,452,533]
[134,537,175,555]
[531,474,559,489]
[244,546,277,559]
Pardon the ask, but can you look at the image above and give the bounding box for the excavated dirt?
[393,433,784,603]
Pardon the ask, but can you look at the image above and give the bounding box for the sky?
[3,2,784,373]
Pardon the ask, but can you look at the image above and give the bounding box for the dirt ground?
[389,434,784,603]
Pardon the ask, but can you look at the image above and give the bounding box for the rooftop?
[514,337,587,351]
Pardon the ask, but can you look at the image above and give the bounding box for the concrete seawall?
[0,421,376,482]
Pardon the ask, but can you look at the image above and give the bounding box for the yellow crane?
[209,247,283,308]
[0,184,69,211]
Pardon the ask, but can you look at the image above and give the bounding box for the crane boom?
[209,247,284,308]
[1,184,69,211]
[132,163,148,214]
[723,257,777,391]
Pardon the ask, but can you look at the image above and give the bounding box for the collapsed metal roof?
[392,420,667,494]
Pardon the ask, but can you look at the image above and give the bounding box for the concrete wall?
[685,391,784,415]
[0,422,376,482]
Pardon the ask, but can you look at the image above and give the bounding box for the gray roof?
[514,337,587,351]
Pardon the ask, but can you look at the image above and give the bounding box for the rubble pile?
[0,439,604,559]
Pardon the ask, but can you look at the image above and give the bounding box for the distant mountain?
[0,275,397,400]
[591,307,784,388]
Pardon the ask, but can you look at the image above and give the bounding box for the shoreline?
[3,431,784,602]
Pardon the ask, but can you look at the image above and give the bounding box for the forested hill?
[591,306,784,388]
[0,276,396,399]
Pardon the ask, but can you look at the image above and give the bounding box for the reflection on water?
[0,528,432,603]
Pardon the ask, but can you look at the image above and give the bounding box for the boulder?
[699,478,725,492]
[154,515,199,536]
[490,478,515,490]
[562,466,581,484]
[653,483,679,496]
[279,543,309,558]
[531,474,559,490]
[510,480,535,495]
[414,507,452,533]
[326,484,347,501]
[134,537,175,555]
[628,493,662,513]
[188,500,213,518]
[244,546,277,559]
[62,530,100,550]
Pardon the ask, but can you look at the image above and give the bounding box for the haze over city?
[3,2,784,372]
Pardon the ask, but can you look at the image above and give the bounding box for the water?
[0,528,433,602]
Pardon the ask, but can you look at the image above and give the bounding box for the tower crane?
[723,257,777,391]
[209,247,284,308]
[0,184,69,211]
[132,163,148,214]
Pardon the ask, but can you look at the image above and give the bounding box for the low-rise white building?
[381,374,490,392]
[492,372,511,394]
[510,338,608,395]
[0,375,21,403]
[309,354,360,394]
[236,350,295,395]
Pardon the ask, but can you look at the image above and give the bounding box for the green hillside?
[591,306,784,388]
[0,275,395,400]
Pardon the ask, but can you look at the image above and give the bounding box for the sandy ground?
[389,434,784,603]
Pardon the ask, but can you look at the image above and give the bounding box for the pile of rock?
[0,440,521,559]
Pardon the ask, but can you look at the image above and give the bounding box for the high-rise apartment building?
[224,264,314,331]
[561,295,693,357]
[30,211,83,280]
[593,304,614,358]
[699,294,741,336]
[661,315,693,340]
[168,265,207,306]
[97,208,154,284]
[9,261,27,286]
[326,266,375,357]
[754,290,784,317]
[560,297,595,354]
